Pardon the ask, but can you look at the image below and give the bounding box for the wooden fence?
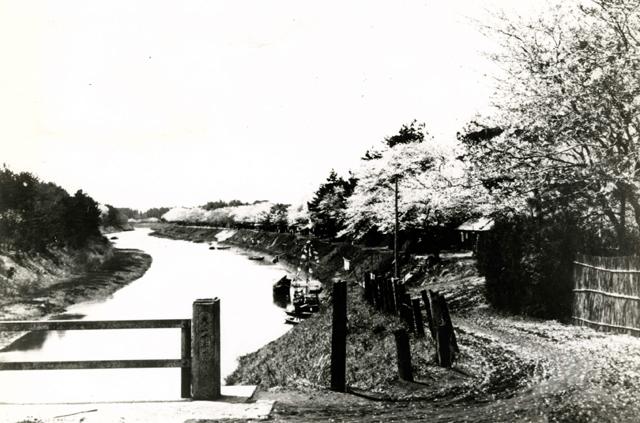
[573,254,640,336]
[362,273,458,367]
[0,298,221,400]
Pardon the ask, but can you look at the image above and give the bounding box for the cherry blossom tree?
[342,135,486,239]
[462,0,640,250]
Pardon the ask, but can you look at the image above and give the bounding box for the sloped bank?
[0,239,152,349]
[146,224,507,399]
[148,223,640,421]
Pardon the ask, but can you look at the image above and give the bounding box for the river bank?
[0,239,152,350]
[150,223,640,421]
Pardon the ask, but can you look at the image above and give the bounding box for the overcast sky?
[1,0,542,210]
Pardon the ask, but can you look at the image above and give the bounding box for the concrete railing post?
[191,298,221,400]
[181,320,192,398]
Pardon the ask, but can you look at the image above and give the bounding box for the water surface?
[0,228,292,403]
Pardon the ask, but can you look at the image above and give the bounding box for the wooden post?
[394,177,399,279]
[437,326,452,367]
[376,279,384,311]
[393,329,413,381]
[428,291,458,367]
[438,293,459,354]
[411,298,425,338]
[420,289,436,340]
[372,279,380,310]
[403,293,415,333]
[392,279,399,313]
[191,298,221,400]
[181,320,192,398]
[381,278,389,313]
[395,282,405,317]
[331,281,347,392]
[364,272,373,305]
[428,290,442,328]
[386,279,396,314]
[428,290,444,364]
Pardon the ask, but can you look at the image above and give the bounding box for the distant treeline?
[0,167,103,251]
[163,201,294,233]
[117,207,172,221]
[163,121,471,255]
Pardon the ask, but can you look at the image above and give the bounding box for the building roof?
[456,217,494,232]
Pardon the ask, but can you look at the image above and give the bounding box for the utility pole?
[394,176,399,279]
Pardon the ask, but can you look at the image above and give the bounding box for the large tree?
[343,127,483,239]
[0,167,102,251]
[461,0,640,250]
[307,170,357,239]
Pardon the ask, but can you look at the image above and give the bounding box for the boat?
[285,307,313,318]
[216,246,230,250]
[248,255,265,261]
[285,316,304,325]
[302,294,320,312]
[208,246,216,250]
[308,280,323,294]
[272,290,289,309]
[273,275,292,296]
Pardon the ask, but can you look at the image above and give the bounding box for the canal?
[0,228,293,403]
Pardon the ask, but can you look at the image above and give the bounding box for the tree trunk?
[619,188,628,253]
[625,189,640,247]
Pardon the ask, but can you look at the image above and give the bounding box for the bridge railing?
[0,298,220,400]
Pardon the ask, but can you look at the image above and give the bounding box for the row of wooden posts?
[363,273,459,371]
[330,275,459,391]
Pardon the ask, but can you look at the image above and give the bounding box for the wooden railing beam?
[0,359,188,371]
[0,319,189,331]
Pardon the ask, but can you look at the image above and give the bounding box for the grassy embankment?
[0,237,151,349]
[152,223,640,421]
[149,223,514,399]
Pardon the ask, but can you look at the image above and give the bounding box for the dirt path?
[241,314,640,422]
[227,267,640,422]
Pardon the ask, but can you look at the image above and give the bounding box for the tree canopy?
[307,170,357,239]
[0,167,102,251]
[343,125,484,239]
[461,0,640,250]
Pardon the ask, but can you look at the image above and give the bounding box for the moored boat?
[285,316,304,325]
[273,275,292,296]
[285,307,313,318]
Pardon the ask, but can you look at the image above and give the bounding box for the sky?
[0,0,543,210]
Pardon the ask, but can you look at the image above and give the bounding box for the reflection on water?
[48,313,86,320]
[272,291,290,309]
[0,228,293,403]
[0,331,51,353]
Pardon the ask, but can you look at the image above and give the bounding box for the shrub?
[477,212,588,319]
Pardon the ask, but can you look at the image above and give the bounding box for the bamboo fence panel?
[573,254,640,335]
